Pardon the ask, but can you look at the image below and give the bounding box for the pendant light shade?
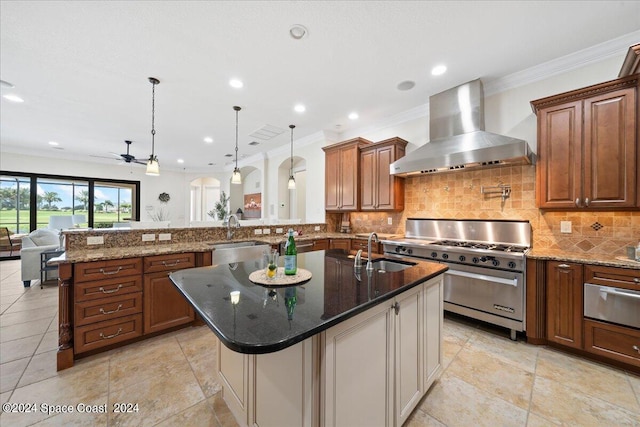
[146,77,160,176]
[231,106,242,185]
[288,124,296,190]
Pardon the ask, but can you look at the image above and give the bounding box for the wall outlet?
[87,236,104,245]
[387,217,393,225]
[314,225,320,231]
[275,228,283,234]
[262,228,271,235]
[560,221,572,233]
[254,229,263,235]
[142,233,156,242]
[158,233,171,241]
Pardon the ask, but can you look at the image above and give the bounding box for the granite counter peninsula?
[170,249,447,427]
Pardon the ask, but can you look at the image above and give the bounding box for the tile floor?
[0,259,639,426]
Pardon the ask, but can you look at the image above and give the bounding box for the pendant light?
[146,77,160,176]
[287,124,296,190]
[231,106,242,185]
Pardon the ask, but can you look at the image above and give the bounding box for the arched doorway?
[278,156,306,222]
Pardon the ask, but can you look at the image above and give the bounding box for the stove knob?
[407,248,413,255]
[442,253,448,260]
[508,261,517,269]
[480,256,487,263]
[459,255,466,262]
[492,259,500,267]
[431,252,438,258]
[395,246,402,253]
[472,257,480,264]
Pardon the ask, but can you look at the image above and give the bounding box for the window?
[0,175,30,234]
[94,181,136,228]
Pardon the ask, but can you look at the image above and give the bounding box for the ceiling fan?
[91,140,147,165]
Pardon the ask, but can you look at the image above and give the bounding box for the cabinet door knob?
[575,198,581,207]
[584,197,590,207]
[558,264,570,269]
[634,278,639,283]
[633,345,639,354]
[392,302,400,315]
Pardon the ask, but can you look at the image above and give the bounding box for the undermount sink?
[367,258,415,272]
[209,240,270,264]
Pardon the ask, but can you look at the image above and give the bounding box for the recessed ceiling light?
[177,159,184,164]
[348,112,359,120]
[0,80,15,88]
[204,137,213,143]
[397,80,415,91]
[294,104,306,113]
[3,94,24,103]
[229,79,243,88]
[431,65,447,76]
[48,141,59,146]
[289,24,308,40]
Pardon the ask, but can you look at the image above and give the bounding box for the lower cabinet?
[329,239,350,251]
[324,275,442,427]
[584,319,640,366]
[546,261,583,349]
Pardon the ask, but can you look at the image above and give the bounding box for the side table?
[40,249,64,289]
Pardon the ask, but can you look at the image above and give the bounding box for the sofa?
[21,229,61,287]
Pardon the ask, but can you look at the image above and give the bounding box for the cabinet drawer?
[584,319,640,367]
[329,239,350,251]
[74,275,143,302]
[74,292,142,326]
[74,258,143,283]
[74,314,142,354]
[351,239,380,253]
[144,253,195,273]
[584,265,640,291]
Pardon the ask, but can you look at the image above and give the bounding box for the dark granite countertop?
[169,249,447,354]
[526,249,640,270]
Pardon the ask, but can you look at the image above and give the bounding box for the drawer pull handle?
[99,304,123,315]
[634,278,640,283]
[99,285,123,294]
[99,328,123,340]
[633,345,639,354]
[99,266,123,275]
[162,260,180,267]
[558,264,570,269]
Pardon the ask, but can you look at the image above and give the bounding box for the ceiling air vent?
[249,124,285,140]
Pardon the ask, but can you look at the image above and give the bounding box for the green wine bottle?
[284,228,297,275]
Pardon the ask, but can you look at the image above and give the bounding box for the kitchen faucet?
[366,232,378,272]
[223,214,240,240]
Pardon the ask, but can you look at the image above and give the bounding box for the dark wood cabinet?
[322,138,372,212]
[143,253,195,334]
[351,238,381,254]
[329,239,350,251]
[360,137,407,211]
[531,75,639,209]
[546,261,583,349]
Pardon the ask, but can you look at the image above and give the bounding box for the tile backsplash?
[342,164,639,256]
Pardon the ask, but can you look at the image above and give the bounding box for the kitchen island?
[170,249,447,427]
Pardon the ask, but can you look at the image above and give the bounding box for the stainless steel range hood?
[390,79,535,176]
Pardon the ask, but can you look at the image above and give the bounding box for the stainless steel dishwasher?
[584,283,640,329]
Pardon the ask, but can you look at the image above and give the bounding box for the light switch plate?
[262,228,271,235]
[87,236,104,245]
[142,233,156,242]
[254,229,263,235]
[158,233,171,241]
[314,226,320,231]
[275,228,283,234]
[560,221,572,233]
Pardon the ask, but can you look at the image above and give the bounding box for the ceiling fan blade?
[90,154,122,161]
[133,160,147,165]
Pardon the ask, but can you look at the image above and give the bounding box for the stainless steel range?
[381,218,531,340]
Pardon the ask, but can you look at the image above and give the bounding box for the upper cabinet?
[531,75,639,209]
[323,138,372,212]
[360,137,408,211]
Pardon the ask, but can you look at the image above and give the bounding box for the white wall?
[0,56,624,227]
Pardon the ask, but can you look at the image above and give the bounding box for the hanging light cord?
[235,107,239,170]
[149,78,158,158]
[289,125,295,175]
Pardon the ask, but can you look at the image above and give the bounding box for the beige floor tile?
[418,372,528,427]
[17,349,58,388]
[35,330,58,355]
[441,339,461,371]
[405,407,448,427]
[0,306,57,327]
[443,316,476,347]
[187,351,222,398]
[0,293,22,306]
[530,375,640,426]
[3,297,58,314]
[107,363,205,427]
[0,390,11,405]
[30,394,109,426]
[0,334,41,363]
[628,373,640,406]
[446,345,534,410]
[536,348,639,413]
[526,412,560,426]
[0,357,29,393]
[0,317,52,342]
[465,329,540,373]
[0,303,12,314]
[209,393,240,427]
[176,325,218,358]
[154,398,219,427]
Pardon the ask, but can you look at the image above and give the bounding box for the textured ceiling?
[1,1,639,173]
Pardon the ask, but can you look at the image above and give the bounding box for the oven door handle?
[447,270,518,287]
